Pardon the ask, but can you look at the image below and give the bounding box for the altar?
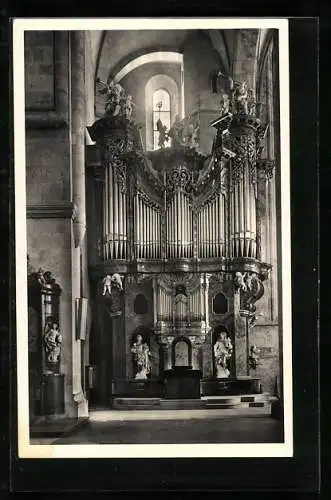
[163,367,202,400]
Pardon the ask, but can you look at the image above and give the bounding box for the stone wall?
[248,324,279,394]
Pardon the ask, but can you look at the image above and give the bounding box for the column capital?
[257,158,275,181]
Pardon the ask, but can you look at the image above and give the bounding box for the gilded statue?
[213,332,233,378]
[131,334,151,380]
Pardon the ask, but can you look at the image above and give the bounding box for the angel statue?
[219,91,231,117]
[111,273,123,291]
[156,118,169,148]
[102,273,124,296]
[184,122,200,150]
[214,332,233,378]
[131,334,151,380]
[234,81,249,114]
[247,88,256,116]
[102,275,113,296]
[43,320,62,363]
[37,268,46,287]
[121,94,135,120]
[105,81,124,116]
[234,271,247,292]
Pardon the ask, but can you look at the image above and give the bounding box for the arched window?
[213,293,228,315]
[153,89,171,150]
[133,294,149,315]
[145,74,180,151]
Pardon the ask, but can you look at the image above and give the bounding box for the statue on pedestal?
[131,334,151,380]
[213,332,233,378]
[43,320,62,364]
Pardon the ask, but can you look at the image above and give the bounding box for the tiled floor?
[35,408,284,445]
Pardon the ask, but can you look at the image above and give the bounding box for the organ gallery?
[85,73,276,405]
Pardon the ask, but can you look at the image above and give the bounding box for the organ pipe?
[229,162,257,259]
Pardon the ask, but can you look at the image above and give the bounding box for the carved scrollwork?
[226,134,257,188]
[158,273,201,294]
[166,161,194,199]
[235,271,265,313]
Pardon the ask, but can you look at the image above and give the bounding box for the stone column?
[233,287,248,377]
[71,30,86,249]
[256,160,275,261]
[70,30,88,417]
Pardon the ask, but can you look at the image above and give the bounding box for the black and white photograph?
[14,18,293,458]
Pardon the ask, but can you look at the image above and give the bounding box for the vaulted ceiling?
[95,29,243,85]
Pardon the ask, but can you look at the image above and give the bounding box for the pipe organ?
[229,165,257,259]
[135,192,162,259]
[166,191,193,259]
[197,193,226,259]
[87,101,275,391]
[103,160,128,260]
[97,133,261,264]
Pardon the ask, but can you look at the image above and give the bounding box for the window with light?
[153,89,171,150]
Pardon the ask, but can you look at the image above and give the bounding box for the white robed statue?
[213,332,233,378]
[131,334,151,380]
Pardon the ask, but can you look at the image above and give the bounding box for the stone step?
[206,402,271,409]
[160,399,206,410]
[112,398,161,410]
[112,396,275,411]
[202,393,273,404]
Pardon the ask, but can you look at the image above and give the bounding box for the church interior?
[25,27,284,443]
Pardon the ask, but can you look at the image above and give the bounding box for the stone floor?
[31,407,284,445]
